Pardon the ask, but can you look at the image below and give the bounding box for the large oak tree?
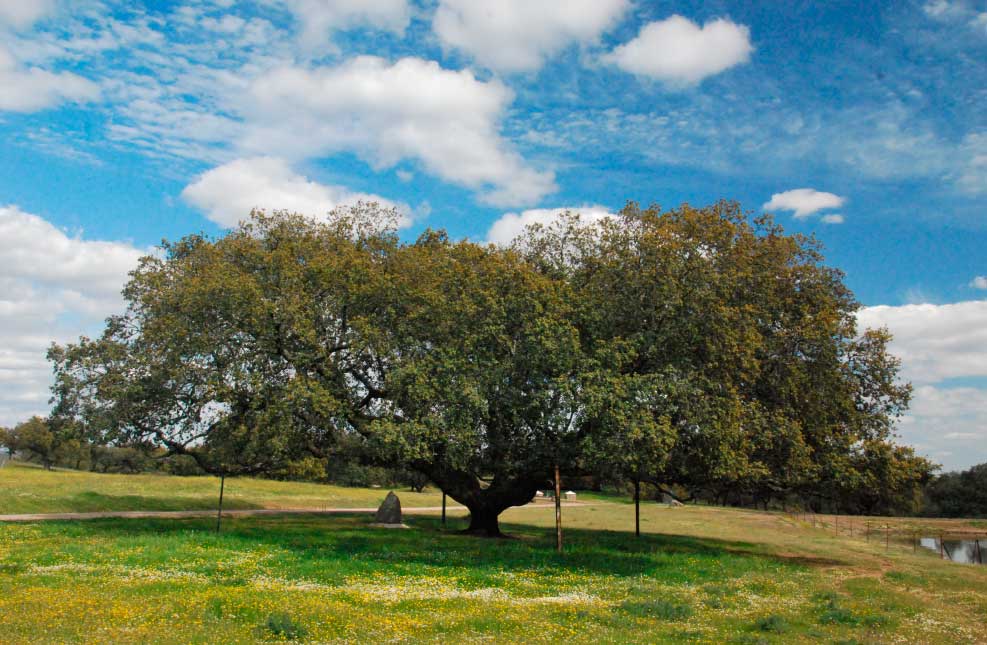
[50,202,927,534]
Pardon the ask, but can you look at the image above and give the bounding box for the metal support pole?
[215,474,226,534]
[634,478,641,538]
[555,464,562,554]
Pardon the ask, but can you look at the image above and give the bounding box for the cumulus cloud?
[857,300,987,385]
[0,0,55,29]
[969,276,987,289]
[820,213,845,224]
[239,56,556,206]
[486,206,614,245]
[856,299,987,469]
[898,385,987,470]
[0,205,146,425]
[433,0,629,72]
[0,46,99,112]
[270,0,410,49]
[182,157,410,228]
[955,132,987,194]
[605,15,753,85]
[763,188,845,219]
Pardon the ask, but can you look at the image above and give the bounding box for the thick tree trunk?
[421,463,543,538]
[463,505,503,537]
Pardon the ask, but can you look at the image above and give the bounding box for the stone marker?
[373,491,404,526]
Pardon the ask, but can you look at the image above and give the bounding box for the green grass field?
[1,465,986,643]
[0,462,444,514]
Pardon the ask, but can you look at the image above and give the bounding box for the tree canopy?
[49,201,931,533]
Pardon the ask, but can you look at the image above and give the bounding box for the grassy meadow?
[1,465,986,643]
[0,462,445,514]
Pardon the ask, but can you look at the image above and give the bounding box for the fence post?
[215,474,226,534]
[554,464,562,554]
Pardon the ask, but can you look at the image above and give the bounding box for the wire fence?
[786,510,986,565]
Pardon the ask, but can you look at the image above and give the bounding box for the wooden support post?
[976,538,982,564]
[885,524,889,551]
[441,492,447,528]
[554,464,563,554]
[835,511,839,536]
[939,534,944,560]
[634,478,641,538]
[215,474,226,534]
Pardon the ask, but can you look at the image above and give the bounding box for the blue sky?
[1,0,985,469]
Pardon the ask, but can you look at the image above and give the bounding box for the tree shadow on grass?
[31,511,849,583]
[64,491,263,513]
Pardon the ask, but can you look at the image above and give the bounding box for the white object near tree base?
[564,490,576,500]
[535,490,545,497]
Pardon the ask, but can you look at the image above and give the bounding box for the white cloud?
[486,206,614,246]
[821,213,845,224]
[763,188,845,219]
[270,0,411,49]
[856,299,987,469]
[0,0,55,29]
[969,276,987,289]
[605,15,753,85]
[898,385,987,470]
[857,300,987,385]
[0,46,99,112]
[433,0,629,72]
[240,56,556,206]
[923,1,963,19]
[182,157,410,228]
[0,205,145,425]
[955,132,987,194]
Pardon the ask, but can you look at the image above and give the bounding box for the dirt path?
[0,501,588,522]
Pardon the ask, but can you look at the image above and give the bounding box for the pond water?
[919,537,985,565]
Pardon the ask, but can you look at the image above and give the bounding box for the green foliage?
[2,417,63,469]
[753,615,789,633]
[264,612,307,640]
[46,201,924,529]
[926,462,987,518]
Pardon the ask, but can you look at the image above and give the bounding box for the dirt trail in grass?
[0,501,589,522]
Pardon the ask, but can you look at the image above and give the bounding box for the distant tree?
[926,463,987,518]
[3,417,58,469]
[0,426,12,458]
